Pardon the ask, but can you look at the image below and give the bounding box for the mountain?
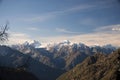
[28,40,41,48]
[45,41,116,70]
[11,42,91,69]
[11,40,116,70]
[0,45,28,68]
[24,40,41,48]
[57,48,120,80]
[47,42,91,70]
[102,44,116,49]
[0,45,64,80]
[0,66,38,80]
[0,42,118,80]
[11,44,55,68]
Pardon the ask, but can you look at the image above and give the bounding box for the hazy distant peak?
[102,44,116,49]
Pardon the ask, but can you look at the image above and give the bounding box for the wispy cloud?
[70,33,120,46]
[94,24,120,32]
[56,28,80,34]
[22,13,55,22]
[35,24,120,46]
[21,3,100,23]
[36,32,120,46]
[8,32,32,44]
[78,18,97,26]
[20,0,117,23]
[25,1,117,23]
[7,28,120,46]
[63,4,95,13]
[27,27,39,31]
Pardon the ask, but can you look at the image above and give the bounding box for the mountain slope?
[0,67,38,80]
[11,42,116,70]
[46,42,116,70]
[0,45,64,80]
[57,49,120,80]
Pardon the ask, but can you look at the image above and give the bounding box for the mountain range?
[57,49,120,80]
[0,40,119,80]
[11,40,116,70]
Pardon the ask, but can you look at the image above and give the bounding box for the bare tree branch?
[0,23,9,42]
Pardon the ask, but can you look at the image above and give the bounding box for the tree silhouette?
[0,23,9,42]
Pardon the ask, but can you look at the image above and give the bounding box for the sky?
[0,0,120,46]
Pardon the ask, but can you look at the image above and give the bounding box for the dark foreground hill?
[0,67,38,80]
[0,46,65,80]
[57,49,120,80]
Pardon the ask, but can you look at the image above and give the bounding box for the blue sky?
[0,0,120,46]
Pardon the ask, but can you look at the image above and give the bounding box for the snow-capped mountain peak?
[59,40,71,45]
[22,40,41,48]
[30,40,41,48]
[23,41,29,46]
[46,40,72,50]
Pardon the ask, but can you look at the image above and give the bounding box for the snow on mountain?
[45,40,89,54]
[29,40,41,48]
[11,40,42,54]
[59,40,71,45]
[46,40,73,50]
[11,40,117,58]
[10,40,117,70]
[22,40,41,48]
[11,40,117,52]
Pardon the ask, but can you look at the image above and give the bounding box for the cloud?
[6,27,120,47]
[21,2,102,23]
[70,33,120,46]
[78,18,98,26]
[112,27,120,31]
[36,32,120,47]
[1,0,118,24]
[20,0,118,23]
[22,13,55,22]
[63,4,95,13]
[27,27,39,31]
[8,32,32,44]
[35,24,120,46]
[56,28,80,34]
[94,24,120,32]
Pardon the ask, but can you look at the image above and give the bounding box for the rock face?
[57,49,120,80]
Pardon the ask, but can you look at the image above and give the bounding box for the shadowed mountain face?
[0,67,38,80]
[57,49,120,80]
[0,46,64,80]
